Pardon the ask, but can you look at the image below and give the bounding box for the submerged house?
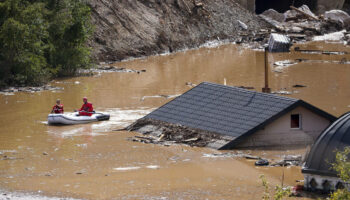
[302,112,350,192]
[140,82,336,149]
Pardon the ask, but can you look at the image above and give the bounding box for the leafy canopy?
[0,0,93,87]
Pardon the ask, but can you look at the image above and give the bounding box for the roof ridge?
[201,82,299,102]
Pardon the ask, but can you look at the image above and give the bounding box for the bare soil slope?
[89,0,268,61]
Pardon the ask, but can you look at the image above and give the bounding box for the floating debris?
[268,33,291,52]
[146,165,160,169]
[293,84,307,88]
[294,47,348,55]
[83,66,147,74]
[272,90,293,95]
[185,82,197,87]
[236,86,255,90]
[271,155,302,166]
[255,159,269,166]
[202,152,260,160]
[113,167,141,171]
[140,94,181,101]
[0,85,64,94]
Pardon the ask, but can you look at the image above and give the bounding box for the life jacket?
[52,104,64,114]
[79,102,93,116]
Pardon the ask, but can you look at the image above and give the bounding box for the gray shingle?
[144,82,331,139]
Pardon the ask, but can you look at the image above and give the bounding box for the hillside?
[89,0,268,61]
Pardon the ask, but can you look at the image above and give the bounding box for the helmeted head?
[83,97,88,104]
[56,99,61,104]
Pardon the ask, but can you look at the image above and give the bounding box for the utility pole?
[262,47,271,93]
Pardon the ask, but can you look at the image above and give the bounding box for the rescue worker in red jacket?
[78,97,93,116]
[51,99,64,114]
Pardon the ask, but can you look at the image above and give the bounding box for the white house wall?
[236,106,331,148]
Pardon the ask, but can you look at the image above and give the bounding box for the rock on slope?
[89,0,267,61]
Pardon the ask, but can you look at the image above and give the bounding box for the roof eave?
[302,168,338,178]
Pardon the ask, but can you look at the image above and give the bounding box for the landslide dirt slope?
[89,0,267,61]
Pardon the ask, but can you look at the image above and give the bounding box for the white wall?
[236,106,332,148]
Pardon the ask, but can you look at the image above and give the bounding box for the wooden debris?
[290,6,319,21]
[183,138,199,142]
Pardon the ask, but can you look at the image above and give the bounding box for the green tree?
[0,1,49,85]
[0,0,92,87]
[330,147,350,200]
[46,0,93,76]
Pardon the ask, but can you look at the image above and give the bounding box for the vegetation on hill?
[0,0,92,87]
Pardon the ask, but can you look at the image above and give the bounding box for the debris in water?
[185,82,197,87]
[270,155,302,166]
[202,152,262,160]
[236,86,255,90]
[0,85,64,94]
[113,166,141,171]
[80,66,147,75]
[294,47,348,55]
[126,118,230,148]
[274,60,298,67]
[272,90,293,95]
[268,33,291,52]
[146,165,160,169]
[255,159,269,166]
[140,94,181,101]
[293,84,307,88]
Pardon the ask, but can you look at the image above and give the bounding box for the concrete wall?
[236,106,331,148]
[303,173,345,191]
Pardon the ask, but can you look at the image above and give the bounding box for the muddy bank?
[89,0,350,62]
[89,0,269,62]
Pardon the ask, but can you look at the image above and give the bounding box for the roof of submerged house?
[144,82,336,149]
[302,112,350,177]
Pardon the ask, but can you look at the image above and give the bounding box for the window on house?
[291,114,301,129]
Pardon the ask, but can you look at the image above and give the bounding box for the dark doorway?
[255,0,317,14]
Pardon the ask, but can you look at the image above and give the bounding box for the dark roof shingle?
[144,82,336,148]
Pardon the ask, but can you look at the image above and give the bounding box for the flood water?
[1,41,350,199]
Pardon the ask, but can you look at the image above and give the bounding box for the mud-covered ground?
[89,0,269,61]
[89,1,350,63]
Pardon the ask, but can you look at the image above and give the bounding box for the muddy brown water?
[1,42,350,199]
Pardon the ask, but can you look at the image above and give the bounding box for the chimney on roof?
[262,47,271,93]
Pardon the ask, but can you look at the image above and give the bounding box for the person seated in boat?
[51,99,64,114]
[77,97,93,116]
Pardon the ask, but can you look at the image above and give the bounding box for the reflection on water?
[1,42,349,199]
